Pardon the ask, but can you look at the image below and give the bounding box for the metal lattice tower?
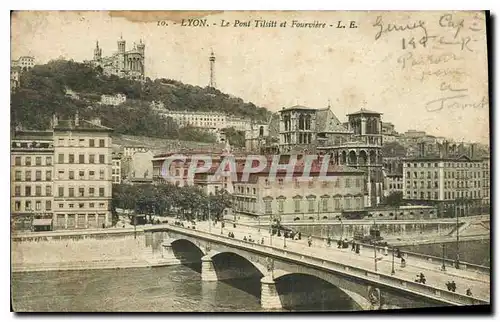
[209,49,216,88]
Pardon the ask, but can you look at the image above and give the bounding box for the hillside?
[10,60,271,141]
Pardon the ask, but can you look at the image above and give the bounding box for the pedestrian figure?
[396,248,401,258]
[451,281,457,292]
[261,237,265,245]
[277,230,281,237]
[466,288,472,296]
[400,257,406,268]
[337,240,342,248]
[384,245,389,256]
[351,241,356,252]
[243,236,247,241]
[327,237,331,247]
[355,244,360,255]
[308,236,312,247]
[298,232,302,240]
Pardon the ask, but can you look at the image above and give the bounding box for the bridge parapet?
[163,224,489,307]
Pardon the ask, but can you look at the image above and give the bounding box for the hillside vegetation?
[11,60,270,143]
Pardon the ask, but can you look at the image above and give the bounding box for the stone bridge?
[144,225,488,311]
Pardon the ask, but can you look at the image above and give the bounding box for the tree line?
[11,60,270,140]
[111,183,232,225]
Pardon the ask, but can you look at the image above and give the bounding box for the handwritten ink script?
[376,12,487,113]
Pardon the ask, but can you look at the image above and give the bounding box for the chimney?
[470,143,477,159]
[419,142,426,157]
[74,112,79,126]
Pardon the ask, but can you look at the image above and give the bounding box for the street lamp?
[441,243,446,271]
[391,247,395,275]
[283,232,287,248]
[455,200,460,269]
[373,219,377,272]
[208,198,211,233]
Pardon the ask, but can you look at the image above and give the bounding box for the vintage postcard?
[10,10,490,312]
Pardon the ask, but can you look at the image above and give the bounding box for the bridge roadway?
[166,220,490,306]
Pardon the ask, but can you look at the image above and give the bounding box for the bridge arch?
[170,238,206,263]
[272,271,369,311]
[209,251,267,281]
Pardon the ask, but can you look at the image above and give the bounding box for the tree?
[384,191,403,207]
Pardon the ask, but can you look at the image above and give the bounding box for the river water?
[12,263,355,312]
[12,239,489,312]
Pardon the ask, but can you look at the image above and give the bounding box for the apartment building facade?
[11,131,55,231]
[402,155,486,216]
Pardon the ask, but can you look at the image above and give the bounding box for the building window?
[355,178,361,187]
[14,186,21,196]
[435,192,439,199]
[69,154,75,164]
[46,156,52,166]
[346,198,351,209]
[15,201,20,211]
[69,204,74,208]
[89,187,95,196]
[58,186,64,197]
[322,198,328,212]
[79,187,85,197]
[46,170,52,181]
[321,181,329,188]
[35,157,41,166]
[35,170,41,181]
[25,157,31,166]
[69,188,74,197]
[89,154,95,164]
[46,185,52,196]
[99,169,105,180]
[308,180,314,188]
[308,199,315,212]
[89,203,95,208]
[35,201,41,210]
[278,199,284,213]
[334,179,340,188]
[294,179,300,189]
[15,156,21,166]
[79,154,85,164]
[15,171,21,181]
[89,139,95,147]
[25,201,31,210]
[345,179,351,188]
[35,185,41,196]
[79,203,84,208]
[69,171,75,180]
[58,153,64,163]
[99,187,105,197]
[99,155,105,164]
[265,200,272,214]
[335,198,340,210]
[278,178,284,187]
[99,139,105,147]
[25,170,31,181]
[46,200,52,210]
[294,199,301,213]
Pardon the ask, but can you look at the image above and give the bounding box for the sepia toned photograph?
[10,10,490,312]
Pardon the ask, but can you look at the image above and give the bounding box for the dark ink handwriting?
[440,82,468,92]
[426,95,488,112]
[420,68,466,82]
[439,14,465,39]
[373,16,428,41]
[397,52,463,69]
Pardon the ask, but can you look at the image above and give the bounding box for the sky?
[11,10,490,144]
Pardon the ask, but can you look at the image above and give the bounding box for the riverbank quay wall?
[11,227,180,272]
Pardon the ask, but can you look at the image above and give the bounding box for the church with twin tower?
[90,35,145,80]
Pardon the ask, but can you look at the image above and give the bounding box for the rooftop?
[54,119,113,132]
[346,108,382,116]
